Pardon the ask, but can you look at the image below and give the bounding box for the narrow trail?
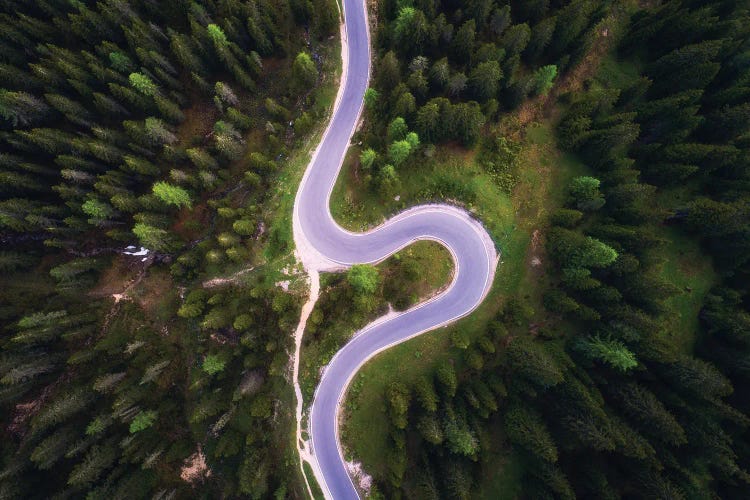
[290,0,499,498]
[291,267,320,499]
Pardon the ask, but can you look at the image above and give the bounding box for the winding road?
[292,0,498,497]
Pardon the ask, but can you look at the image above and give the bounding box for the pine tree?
[452,20,476,62]
[507,337,564,389]
[152,182,191,209]
[504,406,558,463]
[469,61,502,102]
[436,362,457,398]
[613,383,687,446]
[575,335,638,371]
[414,376,438,412]
[291,52,318,93]
[67,442,118,487]
[387,382,411,429]
[30,427,76,470]
[394,7,430,55]
[501,23,531,57]
[532,65,558,96]
[525,17,557,62]
[0,90,51,126]
[129,72,158,96]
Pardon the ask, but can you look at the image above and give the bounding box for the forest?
[2,0,749,499]
[324,0,750,498]
[0,0,338,498]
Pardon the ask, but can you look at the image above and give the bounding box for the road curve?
[292,0,498,498]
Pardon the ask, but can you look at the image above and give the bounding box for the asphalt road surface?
[293,0,498,497]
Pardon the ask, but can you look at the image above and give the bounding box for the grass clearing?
[657,228,716,353]
[476,446,524,499]
[132,267,179,324]
[593,53,642,89]
[330,144,514,241]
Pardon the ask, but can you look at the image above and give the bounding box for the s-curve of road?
[292,0,498,498]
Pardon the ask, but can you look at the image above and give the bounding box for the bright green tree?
[129,410,157,433]
[360,148,377,170]
[388,140,412,166]
[576,237,618,268]
[202,354,226,375]
[533,65,558,96]
[207,24,228,46]
[569,176,604,211]
[132,223,174,251]
[364,87,379,108]
[388,117,408,141]
[81,199,114,221]
[292,52,318,92]
[129,73,157,96]
[347,264,379,294]
[152,182,191,208]
[577,336,638,371]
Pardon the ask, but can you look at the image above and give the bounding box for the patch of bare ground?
[202,266,255,288]
[173,202,210,241]
[132,267,175,320]
[88,254,159,339]
[90,254,151,298]
[177,101,220,146]
[346,459,373,497]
